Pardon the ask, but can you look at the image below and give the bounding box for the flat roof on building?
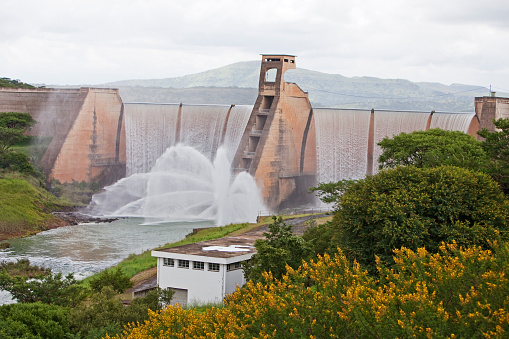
[154,236,257,259]
[260,54,296,57]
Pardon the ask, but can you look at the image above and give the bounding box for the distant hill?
[101,61,501,112]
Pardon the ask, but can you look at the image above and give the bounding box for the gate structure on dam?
[232,55,317,209]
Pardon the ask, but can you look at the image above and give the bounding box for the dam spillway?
[313,108,476,184]
[1,54,503,214]
[124,103,252,175]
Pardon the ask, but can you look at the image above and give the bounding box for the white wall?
[225,268,246,295]
[157,258,225,305]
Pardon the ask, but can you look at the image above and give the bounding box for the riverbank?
[0,175,69,241]
[0,171,114,242]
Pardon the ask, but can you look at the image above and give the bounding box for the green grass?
[0,173,72,238]
[185,301,224,313]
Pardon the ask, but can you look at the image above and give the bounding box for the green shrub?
[0,151,35,174]
[0,258,50,278]
[0,270,87,307]
[378,128,489,171]
[243,216,312,283]
[332,165,509,272]
[89,267,133,294]
[0,302,70,339]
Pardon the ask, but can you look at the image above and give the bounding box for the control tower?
[232,55,317,210]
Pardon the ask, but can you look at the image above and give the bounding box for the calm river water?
[0,218,215,304]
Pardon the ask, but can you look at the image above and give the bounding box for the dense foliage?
[243,216,312,283]
[0,112,37,175]
[378,128,488,171]
[68,287,174,338]
[0,259,174,338]
[0,112,36,153]
[331,165,508,271]
[0,270,87,307]
[0,258,51,278]
[89,267,133,294]
[111,243,509,338]
[478,118,509,194]
[0,302,71,339]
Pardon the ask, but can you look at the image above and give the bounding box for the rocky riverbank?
[51,212,119,225]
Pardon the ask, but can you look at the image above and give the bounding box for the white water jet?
[88,144,264,225]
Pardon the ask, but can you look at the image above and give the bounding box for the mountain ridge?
[98,61,500,112]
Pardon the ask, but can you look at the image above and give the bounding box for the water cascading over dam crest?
[89,103,264,225]
[313,108,477,183]
[81,55,482,215]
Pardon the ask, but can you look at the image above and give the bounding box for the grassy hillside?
[0,173,70,240]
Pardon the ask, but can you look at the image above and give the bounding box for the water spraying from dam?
[90,145,263,225]
[89,104,262,225]
[125,104,180,175]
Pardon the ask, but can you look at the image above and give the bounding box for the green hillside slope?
[0,174,67,240]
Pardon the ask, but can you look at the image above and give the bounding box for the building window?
[163,258,174,266]
[178,260,189,269]
[193,261,204,270]
[208,263,220,272]
[227,262,243,271]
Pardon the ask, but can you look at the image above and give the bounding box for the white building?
[152,236,257,306]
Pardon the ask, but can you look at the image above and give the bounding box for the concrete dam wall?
[1,55,505,211]
[0,87,125,186]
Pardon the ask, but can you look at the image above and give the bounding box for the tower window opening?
[284,59,288,62]
[265,68,277,82]
[290,60,294,63]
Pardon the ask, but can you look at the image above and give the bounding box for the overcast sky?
[2,0,508,92]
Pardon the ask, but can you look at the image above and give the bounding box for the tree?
[243,216,312,283]
[0,77,37,89]
[88,267,133,294]
[0,302,70,339]
[309,179,356,208]
[478,118,509,194]
[69,286,174,338]
[302,219,335,256]
[329,165,509,272]
[0,270,87,307]
[378,128,489,171]
[0,112,36,153]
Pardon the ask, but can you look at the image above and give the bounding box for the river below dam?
[0,218,215,305]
